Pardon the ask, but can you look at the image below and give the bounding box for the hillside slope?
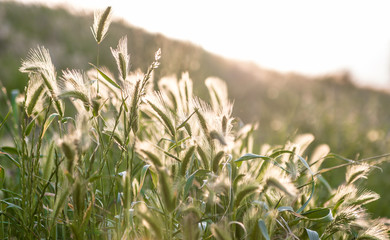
[1,2,390,216]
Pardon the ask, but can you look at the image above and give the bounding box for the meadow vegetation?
[0,5,389,239]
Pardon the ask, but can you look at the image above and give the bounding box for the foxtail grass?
[0,6,388,240]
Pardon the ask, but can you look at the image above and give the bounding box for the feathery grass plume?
[74,113,92,152]
[292,133,315,156]
[197,145,209,170]
[323,205,364,237]
[352,189,380,206]
[205,77,228,112]
[281,134,314,171]
[87,67,120,99]
[210,130,227,146]
[57,120,88,175]
[211,223,232,240]
[158,76,181,110]
[234,185,259,208]
[235,123,258,155]
[60,139,77,174]
[193,98,214,149]
[141,149,163,168]
[158,167,176,212]
[111,36,130,82]
[331,184,358,208]
[309,144,330,173]
[72,179,86,219]
[136,205,163,239]
[180,146,196,176]
[181,207,201,240]
[103,118,125,148]
[178,72,193,113]
[91,6,112,44]
[20,45,55,74]
[358,222,390,240]
[20,46,64,116]
[265,177,297,198]
[129,79,141,133]
[59,69,91,111]
[264,167,298,198]
[25,74,46,116]
[146,92,176,137]
[153,48,161,68]
[345,163,371,184]
[212,150,225,173]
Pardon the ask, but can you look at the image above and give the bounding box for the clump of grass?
[0,6,388,240]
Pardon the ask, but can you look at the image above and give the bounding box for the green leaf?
[50,188,70,231]
[184,169,209,197]
[235,153,268,162]
[42,113,59,139]
[24,114,39,136]
[141,150,162,168]
[89,63,121,89]
[176,108,198,130]
[317,174,332,193]
[235,153,289,173]
[277,206,306,218]
[2,200,23,211]
[0,166,4,188]
[150,169,158,188]
[302,208,334,223]
[258,219,270,240]
[163,151,181,162]
[139,164,151,193]
[0,150,20,168]
[59,90,90,106]
[297,180,315,213]
[305,228,320,240]
[1,146,18,155]
[167,136,191,151]
[295,153,314,175]
[278,206,294,212]
[180,146,196,176]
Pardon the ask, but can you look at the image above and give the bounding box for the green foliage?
[0,4,389,239]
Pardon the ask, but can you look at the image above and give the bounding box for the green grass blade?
[89,63,121,89]
[184,169,209,197]
[180,146,196,176]
[176,108,198,130]
[42,113,59,139]
[305,228,320,240]
[0,149,20,168]
[139,164,151,194]
[0,110,11,131]
[297,180,315,213]
[258,219,270,240]
[301,208,334,223]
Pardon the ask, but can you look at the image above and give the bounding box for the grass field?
[0,3,389,239]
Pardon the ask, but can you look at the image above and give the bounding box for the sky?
[15,0,390,88]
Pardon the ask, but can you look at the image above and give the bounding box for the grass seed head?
[346,163,371,184]
[25,74,46,116]
[359,222,390,240]
[91,6,112,44]
[111,36,130,82]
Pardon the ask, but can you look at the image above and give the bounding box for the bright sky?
[16,0,390,88]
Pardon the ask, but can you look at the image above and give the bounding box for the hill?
[0,1,390,217]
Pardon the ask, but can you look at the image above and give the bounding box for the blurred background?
[0,0,389,217]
